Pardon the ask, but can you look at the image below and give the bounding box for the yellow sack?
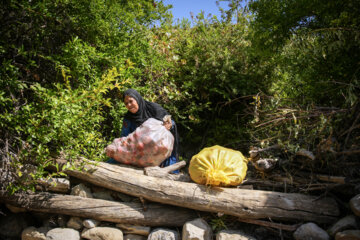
[189,145,248,187]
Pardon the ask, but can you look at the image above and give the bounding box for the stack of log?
[1,155,360,240]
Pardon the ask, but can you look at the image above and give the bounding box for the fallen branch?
[315,174,346,184]
[238,218,300,232]
[335,149,360,155]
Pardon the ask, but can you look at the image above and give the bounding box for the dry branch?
[238,218,300,232]
[144,161,190,181]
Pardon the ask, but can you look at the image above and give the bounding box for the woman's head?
[123,89,141,114]
[124,95,139,113]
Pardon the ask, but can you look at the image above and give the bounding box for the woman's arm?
[120,118,137,137]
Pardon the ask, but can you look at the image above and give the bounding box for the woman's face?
[124,95,139,114]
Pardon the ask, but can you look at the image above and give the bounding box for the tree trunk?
[66,161,340,223]
[0,191,197,227]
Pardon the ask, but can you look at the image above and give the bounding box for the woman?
[108,89,179,170]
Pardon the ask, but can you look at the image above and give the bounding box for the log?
[51,158,190,182]
[144,161,191,181]
[36,178,70,193]
[66,161,340,223]
[0,191,197,227]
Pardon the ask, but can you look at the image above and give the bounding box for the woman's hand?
[163,120,172,130]
[163,115,172,130]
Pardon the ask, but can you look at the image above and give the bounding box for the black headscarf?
[123,89,168,126]
[123,89,180,160]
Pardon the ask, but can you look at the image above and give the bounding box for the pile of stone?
[17,217,260,240]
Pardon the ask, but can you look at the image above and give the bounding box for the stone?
[350,194,360,217]
[182,218,212,240]
[216,229,257,240]
[148,228,179,240]
[115,224,151,236]
[21,226,48,240]
[328,215,359,236]
[293,223,329,240]
[335,230,360,240]
[56,215,68,228]
[70,183,93,198]
[67,217,83,230]
[83,219,100,229]
[112,192,135,202]
[46,228,80,240]
[92,191,115,201]
[123,234,147,240]
[81,227,123,240]
[43,215,58,228]
[0,212,28,238]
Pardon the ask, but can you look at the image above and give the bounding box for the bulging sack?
[106,118,174,167]
[189,145,248,187]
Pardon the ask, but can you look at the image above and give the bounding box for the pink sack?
[106,118,174,167]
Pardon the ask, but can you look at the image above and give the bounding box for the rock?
[21,226,49,240]
[81,227,123,240]
[115,224,151,236]
[92,191,115,201]
[0,212,29,238]
[112,192,135,202]
[6,204,27,213]
[182,218,212,240]
[335,230,360,240]
[67,217,83,230]
[46,228,80,240]
[43,215,58,228]
[123,234,147,240]
[293,223,329,240]
[148,228,179,240]
[56,215,68,228]
[216,229,257,240]
[350,194,360,216]
[70,183,93,198]
[328,215,359,236]
[83,219,100,229]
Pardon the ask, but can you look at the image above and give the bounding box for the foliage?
[1,0,359,192]
[0,0,171,191]
[242,0,360,172]
[210,215,228,232]
[247,0,360,106]
[147,11,272,151]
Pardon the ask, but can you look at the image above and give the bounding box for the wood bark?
[66,161,340,223]
[0,191,196,227]
[36,178,70,193]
